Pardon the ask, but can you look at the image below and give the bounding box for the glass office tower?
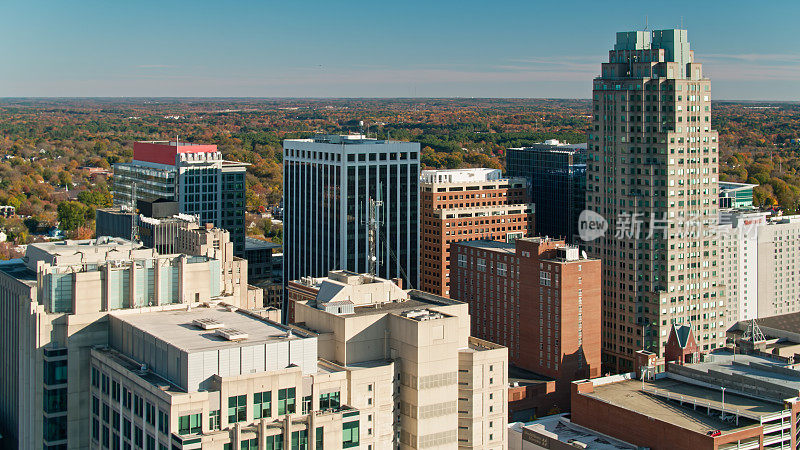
[283,135,420,290]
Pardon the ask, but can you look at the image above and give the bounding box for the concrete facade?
[87,305,386,450]
[289,270,509,449]
[419,168,534,297]
[0,238,255,449]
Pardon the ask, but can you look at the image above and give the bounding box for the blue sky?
[2,0,798,100]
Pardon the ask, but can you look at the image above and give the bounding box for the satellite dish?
[581,250,588,259]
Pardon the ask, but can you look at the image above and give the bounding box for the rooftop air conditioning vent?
[193,318,225,330]
[216,328,249,341]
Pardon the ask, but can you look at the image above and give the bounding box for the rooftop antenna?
[130,182,139,242]
[742,319,766,343]
[362,183,384,277]
[644,15,648,31]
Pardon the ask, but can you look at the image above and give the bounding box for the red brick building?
[571,343,800,450]
[420,169,533,297]
[450,237,601,408]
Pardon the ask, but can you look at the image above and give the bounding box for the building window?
[178,413,202,435]
[158,409,169,434]
[342,421,360,448]
[302,395,312,414]
[254,391,272,419]
[292,430,309,450]
[457,254,467,268]
[477,258,486,272]
[315,426,324,450]
[228,395,247,423]
[266,434,285,450]
[496,262,507,277]
[241,438,258,450]
[319,391,340,410]
[540,271,551,286]
[209,410,220,430]
[278,388,296,415]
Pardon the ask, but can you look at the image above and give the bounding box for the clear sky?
[2,0,798,100]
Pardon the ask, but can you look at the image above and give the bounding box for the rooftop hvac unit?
[192,318,225,330]
[216,328,249,341]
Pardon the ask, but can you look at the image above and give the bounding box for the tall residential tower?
[585,29,724,370]
[283,134,420,291]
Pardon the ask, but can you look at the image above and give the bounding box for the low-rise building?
[509,413,636,450]
[572,347,800,450]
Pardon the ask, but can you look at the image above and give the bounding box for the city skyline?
[2,0,799,100]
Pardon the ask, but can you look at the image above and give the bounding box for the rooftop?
[245,237,281,252]
[680,351,800,398]
[453,239,515,254]
[511,414,636,450]
[507,140,587,153]
[420,168,503,184]
[508,365,553,387]
[586,379,763,434]
[0,259,36,285]
[112,305,308,353]
[719,182,758,191]
[285,134,411,146]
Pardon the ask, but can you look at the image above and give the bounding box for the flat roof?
[512,414,636,450]
[586,379,767,434]
[687,351,800,393]
[113,306,309,353]
[0,259,36,285]
[245,237,281,251]
[509,365,553,386]
[453,239,515,254]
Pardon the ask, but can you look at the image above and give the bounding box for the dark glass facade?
[284,137,420,300]
[506,145,586,243]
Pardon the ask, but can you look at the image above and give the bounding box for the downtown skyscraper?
[283,134,420,290]
[114,141,248,256]
[585,29,725,370]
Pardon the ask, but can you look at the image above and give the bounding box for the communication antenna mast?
[362,184,384,277]
[130,182,139,242]
[742,319,766,343]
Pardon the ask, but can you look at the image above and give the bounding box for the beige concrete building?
[290,270,509,449]
[89,305,384,450]
[718,210,767,326]
[756,215,800,317]
[0,236,257,449]
[586,29,725,370]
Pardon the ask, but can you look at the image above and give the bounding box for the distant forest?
[0,98,798,255]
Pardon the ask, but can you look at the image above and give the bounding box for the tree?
[57,201,87,231]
